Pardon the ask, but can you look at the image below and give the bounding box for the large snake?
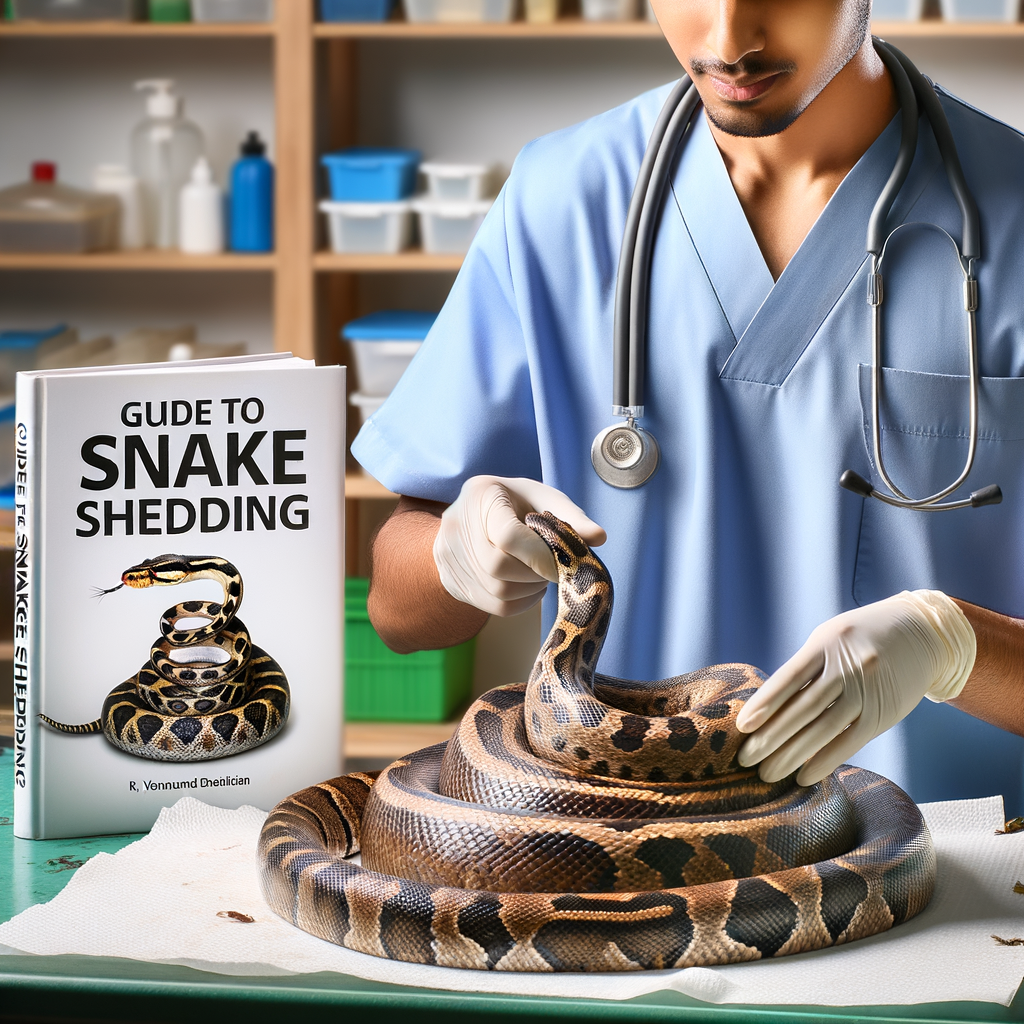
[259,513,935,972]
[40,555,289,762]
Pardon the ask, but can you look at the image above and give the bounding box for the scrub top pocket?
[849,365,1024,808]
[851,364,1024,613]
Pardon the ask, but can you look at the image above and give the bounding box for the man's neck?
[709,36,897,281]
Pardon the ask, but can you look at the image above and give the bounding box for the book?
[13,354,345,839]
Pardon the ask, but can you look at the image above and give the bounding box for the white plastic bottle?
[92,164,145,250]
[130,80,205,249]
[178,157,224,254]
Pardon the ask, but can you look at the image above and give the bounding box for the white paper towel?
[1,795,1023,1007]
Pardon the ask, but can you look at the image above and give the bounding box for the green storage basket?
[345,577,475,722]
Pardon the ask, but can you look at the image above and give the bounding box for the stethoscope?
[591,38,1002,510]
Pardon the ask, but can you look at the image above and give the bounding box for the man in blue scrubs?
[352,0,1024,807]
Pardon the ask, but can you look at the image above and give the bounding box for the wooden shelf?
[0,708,12,738]
[315,17,662,38]
[344,719,459,760]
[0,251,279,272]
[873,18,1024,37]
[315,249,464,273]
[313,17,1024,40]
[346,472,396,499]
[0,21,276,37]
[4,15,1021,40]
[0,642,13,661]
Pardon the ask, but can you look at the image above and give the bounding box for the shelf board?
[0,20,276,37]
[0,708,11,739]
[344,719,459,760]
[872,18,1024,36]
[346,472,396,499]
[314,17,1024,39]
[315,16,662,37]
[315,249,464,272]
[0,251,278,271]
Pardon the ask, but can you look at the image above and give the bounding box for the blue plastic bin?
[342,311,437,395]
[319,0,395,19]
[321,148,420,202]
[341,310,437,342]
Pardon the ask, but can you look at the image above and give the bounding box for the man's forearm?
[949,598,1024,735]
[367,495,488,654]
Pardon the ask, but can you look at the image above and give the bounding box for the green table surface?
[1,744,1022,1024]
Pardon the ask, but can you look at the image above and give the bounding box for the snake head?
[121,554,193,589]
[524,512,610,606]
[524,511,593,571]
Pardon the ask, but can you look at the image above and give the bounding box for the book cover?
[13,355,345,839]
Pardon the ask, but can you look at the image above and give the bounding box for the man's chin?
[703,101,804,139]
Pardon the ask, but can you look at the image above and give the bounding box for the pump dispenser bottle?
[131,79,204,249]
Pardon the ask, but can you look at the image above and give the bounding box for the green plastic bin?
[345,577,475,722]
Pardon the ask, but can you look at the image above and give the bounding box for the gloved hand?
[735,591,976,786]
[433,475,606,617]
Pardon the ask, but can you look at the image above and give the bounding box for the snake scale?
[40,555,289,761]
[259,512,935,972]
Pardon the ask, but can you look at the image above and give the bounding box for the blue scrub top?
[353,81,1024,811]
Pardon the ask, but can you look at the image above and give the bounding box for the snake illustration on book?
[259,512,935,972]
[40,555,290,762]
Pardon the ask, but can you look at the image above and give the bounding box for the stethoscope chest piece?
[591,421,660,488]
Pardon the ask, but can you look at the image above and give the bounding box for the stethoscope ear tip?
[839,470,874,498]
[970,484,1002,508]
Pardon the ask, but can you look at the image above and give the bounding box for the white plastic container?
[349,392,386,427]
[92,165,144,250]
[178,157,224,254]
[342,311,435,395]
[403,0,513,22]
[420,162,490,202]
[872,0,925,16]
[192,0,273,19]
[350,341,422,394]
[582,0,636,20]
[320,200,412,254]
[939,0,1016,18]
[413,198,492,254]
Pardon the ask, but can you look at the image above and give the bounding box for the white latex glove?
[433,475,606,617]
[735,591,976,786]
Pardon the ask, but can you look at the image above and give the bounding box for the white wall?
[357,36,1024,171]
[1,33,1023,345]
[0,36,274,350]
[353,35,1024,316]
[0,37,274,192]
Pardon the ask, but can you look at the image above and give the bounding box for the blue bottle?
[229,131,274,253]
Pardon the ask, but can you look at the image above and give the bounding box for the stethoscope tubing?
[612,76,699,415]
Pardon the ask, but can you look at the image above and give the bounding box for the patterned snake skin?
[259,512,935,972]
[40,555,289,761]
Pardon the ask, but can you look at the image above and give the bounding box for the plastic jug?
[130,79,205,249]
[0,162,119,253]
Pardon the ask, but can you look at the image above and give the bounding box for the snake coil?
[40,554,289,761]
[259,513,935,972]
